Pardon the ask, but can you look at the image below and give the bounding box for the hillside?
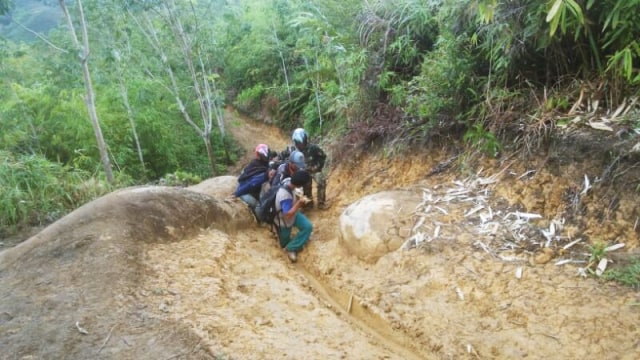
[1,110,639,359]
[0,0,62,42]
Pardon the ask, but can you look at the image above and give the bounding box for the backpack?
[254,183,292,238]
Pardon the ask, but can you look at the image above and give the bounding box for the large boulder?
[339,190,422,263]
[189,175,238,199]
[0,186,250,359]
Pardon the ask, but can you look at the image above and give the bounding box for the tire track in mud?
[294,264,427,360]
[223,229,429,359]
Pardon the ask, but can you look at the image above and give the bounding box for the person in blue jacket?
[233,144,270,208]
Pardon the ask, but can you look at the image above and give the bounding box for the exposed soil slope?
[1,111,639,359]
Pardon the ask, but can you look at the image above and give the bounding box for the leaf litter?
[401,169,625,275]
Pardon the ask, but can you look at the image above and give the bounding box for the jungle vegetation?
[0,0,639,235]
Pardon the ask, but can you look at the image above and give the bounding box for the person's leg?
[238,194,258,208]
[278,226,292,249]
[313,172,326,207]
[284,212,313,252]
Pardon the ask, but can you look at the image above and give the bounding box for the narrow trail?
[215,110,640,360]
[140,225,428,359]
[212,110,428,358]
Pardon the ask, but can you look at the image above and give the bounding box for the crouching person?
[233,144,270,209]
[276,170,313,263]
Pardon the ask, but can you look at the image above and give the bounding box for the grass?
[588,241,607,264]
[586,241,640,288]
[603,260,640,289]
[0,151,112,236]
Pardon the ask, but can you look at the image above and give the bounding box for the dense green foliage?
[0,0,639,235]
[0,150,118,236]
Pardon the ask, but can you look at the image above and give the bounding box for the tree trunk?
[271,23,291,101]
[204,136,216,176]
[129,2,222,176]
[115,60,146,174]
[59,0,114,183]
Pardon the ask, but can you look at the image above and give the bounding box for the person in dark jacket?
[283,128,328,209]
[233,144,270,208]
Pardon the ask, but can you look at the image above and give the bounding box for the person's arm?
[308,144,326,172]
[280,196,306,220]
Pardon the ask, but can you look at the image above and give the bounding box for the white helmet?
[255,144,269,161]
[292,128,308,147]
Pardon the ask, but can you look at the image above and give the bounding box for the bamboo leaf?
[565,0,584,24]
[546,0,563,23]
[549,12,560,36]
[624,49,632,79]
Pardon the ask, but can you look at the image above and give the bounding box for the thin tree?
[128,1,222,176]
[271,21,291,101]
[58,0,114,183]
[113,48,146,174]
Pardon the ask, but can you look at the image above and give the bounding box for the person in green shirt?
[282,128,328,209]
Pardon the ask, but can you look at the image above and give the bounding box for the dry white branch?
[515,266,523,279]
[11,19,68,53]
[433,225,440,239]
[581,175,591,195]
[474,241,497,258]
[401,232,428,250]
[75,321,89,335]
[412,216,426,233]
[517,170,537,180]
[588,121,613,131]
[595,258,608,276]
[577,267,588,278]
[505,212,542,221]
[555,259,572,266]
[562,238,583,250]
[464,205,485,218]
[434,206,448,215]
[499,255,527,262]
[603,100,627,122]
[605,243,625,252]
[97,324,117,354]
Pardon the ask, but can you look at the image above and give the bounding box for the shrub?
[234,84,266,114]
[0,151,111,235]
